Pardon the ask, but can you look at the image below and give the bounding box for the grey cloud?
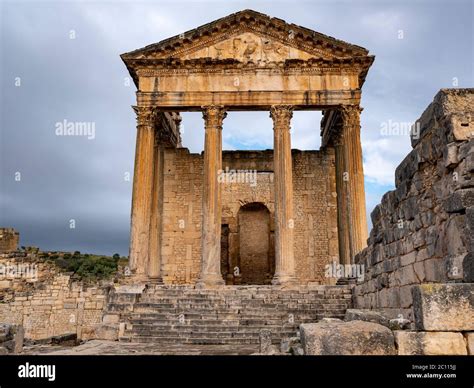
[1,0,472,255]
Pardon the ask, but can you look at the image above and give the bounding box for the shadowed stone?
[300,320,396,355]
[344,309,389,327]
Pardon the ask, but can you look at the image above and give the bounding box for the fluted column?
[270,105,296,285]
[197,105,227,288]
[148,132,165,281]
[340,105,368,259]
[333,131,351,265]
[129,106,157,276]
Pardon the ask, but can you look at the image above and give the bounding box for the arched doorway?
[236,202,274,285]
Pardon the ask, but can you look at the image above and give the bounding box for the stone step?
[127,317,316,326]
[126,329,298,338]
[126,324,298,332]
[121,312,334,321]
[108,285,352,345]
[131,305,347,314]
[119,336,263,345]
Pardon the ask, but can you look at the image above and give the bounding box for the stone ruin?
[353,88,473,320]
[0,10,472,356]
[0,89,472,356]
[301,88,474,355]
[0,228,19,253]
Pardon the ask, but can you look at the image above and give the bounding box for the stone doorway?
[237,202,274,285]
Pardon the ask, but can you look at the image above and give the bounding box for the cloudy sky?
[1,0,472,256]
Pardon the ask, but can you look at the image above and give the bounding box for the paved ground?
[22,340,261,355]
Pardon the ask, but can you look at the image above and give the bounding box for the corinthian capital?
[339,105,363,124]
[270,105,294,130]
[202,105,227,130]
[132,106,158,127]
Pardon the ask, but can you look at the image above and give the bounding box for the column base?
[271,273,297,286]
[195,273,225,289]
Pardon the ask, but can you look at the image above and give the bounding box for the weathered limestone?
[465,332,474,355]
[344,308,389,327]
[0,254,107,341]
[148,139,164,280]
[197,105,227,288]
[395,331,468,355]
[161,149,337,284]
[129,106,157,276]
[270,105,296,285]
[0,228,19,253]
[340,105,368,258]
[412,283,474,331]
[113,285,353,345]
[300,320,396,355]
[333,132,351,265]
[122,10,374,283]
[353,89,474,317]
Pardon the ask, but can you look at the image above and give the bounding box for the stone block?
[443,189,474,213]
[464,252,474,282]
[395,331,467,355]
[259,329,273,354]
[0,323,13,342]
[423,259,445,282]
[102,314,120,324]
[344,309,389,327]
[400,252,416,267]
[412,283,474,331]
[96,325,119,341]
[399,285,413,308]
[13,325,24,354]
[0,280,11,290]
[300,320,396,355]
[464,332,474,355]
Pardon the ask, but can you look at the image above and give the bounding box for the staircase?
[107,285,353,345]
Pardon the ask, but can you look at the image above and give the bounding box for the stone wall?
[353,88,474,319]
[0,252,108,340]
[161,148,338,285]
[0,228,19,253]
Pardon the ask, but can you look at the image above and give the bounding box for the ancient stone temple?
[121,9,374,287]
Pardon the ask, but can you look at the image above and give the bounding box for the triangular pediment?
[181,31,317,64]
[122,9,370,63]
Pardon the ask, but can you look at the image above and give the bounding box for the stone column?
[197,105,227,288]
[270,105,296,285]
[148,132,165,281]
[129,106,157,276]
[333,131,351,265]
[340,105,368,259]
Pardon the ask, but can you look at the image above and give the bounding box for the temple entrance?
[237,203,274,285]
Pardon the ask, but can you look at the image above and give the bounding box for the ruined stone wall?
[354,89,474,319]
[0,228,19,253]
[161,148,338,284]
[0,253,108,340]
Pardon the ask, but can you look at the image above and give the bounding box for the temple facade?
[121,9,374,287]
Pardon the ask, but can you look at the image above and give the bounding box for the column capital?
[202,105,227,130]
[339,105,363,122]
[270,105,294,128]
[132,106,158,127]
